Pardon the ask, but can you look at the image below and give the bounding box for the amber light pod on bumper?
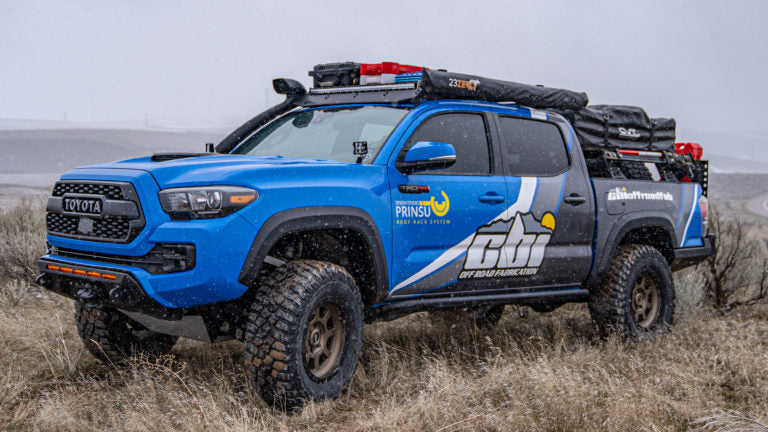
[45,264,117,281]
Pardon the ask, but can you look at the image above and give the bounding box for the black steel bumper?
[672,234,716,271]
[36,257,181,319]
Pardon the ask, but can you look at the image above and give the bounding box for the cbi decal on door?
[459,211,556,280]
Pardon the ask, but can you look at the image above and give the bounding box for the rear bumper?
[672,234,715,270]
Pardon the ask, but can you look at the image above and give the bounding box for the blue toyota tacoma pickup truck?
[37,63,714,407]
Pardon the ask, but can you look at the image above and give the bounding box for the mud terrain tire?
[75,301,178,363]
[244,260,364,409]
[622,161,653,180]
[589,245,675,340]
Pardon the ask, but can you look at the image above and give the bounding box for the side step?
[370,287,589,321]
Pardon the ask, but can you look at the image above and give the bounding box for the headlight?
[158,186,258,219]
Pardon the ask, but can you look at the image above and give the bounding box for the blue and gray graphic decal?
[392,174,565,295]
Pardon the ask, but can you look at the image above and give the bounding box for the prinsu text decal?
[394,191,451,225]
[459,212,555,279]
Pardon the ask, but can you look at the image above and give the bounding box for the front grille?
[46,181,144,243]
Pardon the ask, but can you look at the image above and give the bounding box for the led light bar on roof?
[309,82,417,95]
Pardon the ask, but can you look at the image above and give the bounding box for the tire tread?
[243,260,362,407]
[588,244,675,339]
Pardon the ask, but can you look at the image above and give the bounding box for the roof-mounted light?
[309,82,417,95]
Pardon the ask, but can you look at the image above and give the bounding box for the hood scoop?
[151,153,214,162]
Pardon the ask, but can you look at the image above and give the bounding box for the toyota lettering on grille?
[62,197,103,216]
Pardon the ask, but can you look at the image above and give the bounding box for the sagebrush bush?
[698,209,768,311]
[0,199,46,282]
[674,269,707,320]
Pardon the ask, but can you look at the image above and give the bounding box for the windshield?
[232,105,410,163]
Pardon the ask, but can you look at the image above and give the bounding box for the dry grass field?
[1,189,767,431]
[2,278,767,431]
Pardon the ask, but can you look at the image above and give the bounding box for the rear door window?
[498,116,569,176]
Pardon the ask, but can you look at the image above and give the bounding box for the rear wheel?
[622,161,652,180]
[588,245,675,340]
[244,260,363,409]
[75,301,178,363]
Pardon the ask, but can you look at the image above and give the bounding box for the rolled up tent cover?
[420,69,589,111]
[571,105,676,152]
[651,117,676,151]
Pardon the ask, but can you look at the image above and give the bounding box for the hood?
[76,154,349,188]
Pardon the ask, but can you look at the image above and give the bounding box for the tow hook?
[76,287,99,303]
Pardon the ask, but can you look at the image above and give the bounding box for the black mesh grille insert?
[47,213,132,241]
[46,212,78,234]
[53,182,124,200]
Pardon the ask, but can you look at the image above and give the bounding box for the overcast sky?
[2,0,766,138]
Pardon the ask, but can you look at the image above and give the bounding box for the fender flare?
[238,206,389,301]
[589,212,677,286]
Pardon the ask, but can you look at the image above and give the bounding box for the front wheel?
[244,260,364,409]
[588,245,675,340]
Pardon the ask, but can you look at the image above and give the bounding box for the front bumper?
[672,234,716,270]
[41,211,259,309]
[37,257,179,318]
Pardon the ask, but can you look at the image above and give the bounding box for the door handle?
[479,193,505,204]
[563,194,587,206]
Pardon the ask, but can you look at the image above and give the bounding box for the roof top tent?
[301,62,589,111]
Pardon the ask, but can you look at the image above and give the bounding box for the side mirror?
[205,143,215,153]
[396,141,456,173]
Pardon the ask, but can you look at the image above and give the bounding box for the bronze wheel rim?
[632,274,660,329]
[304,302,345,379]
